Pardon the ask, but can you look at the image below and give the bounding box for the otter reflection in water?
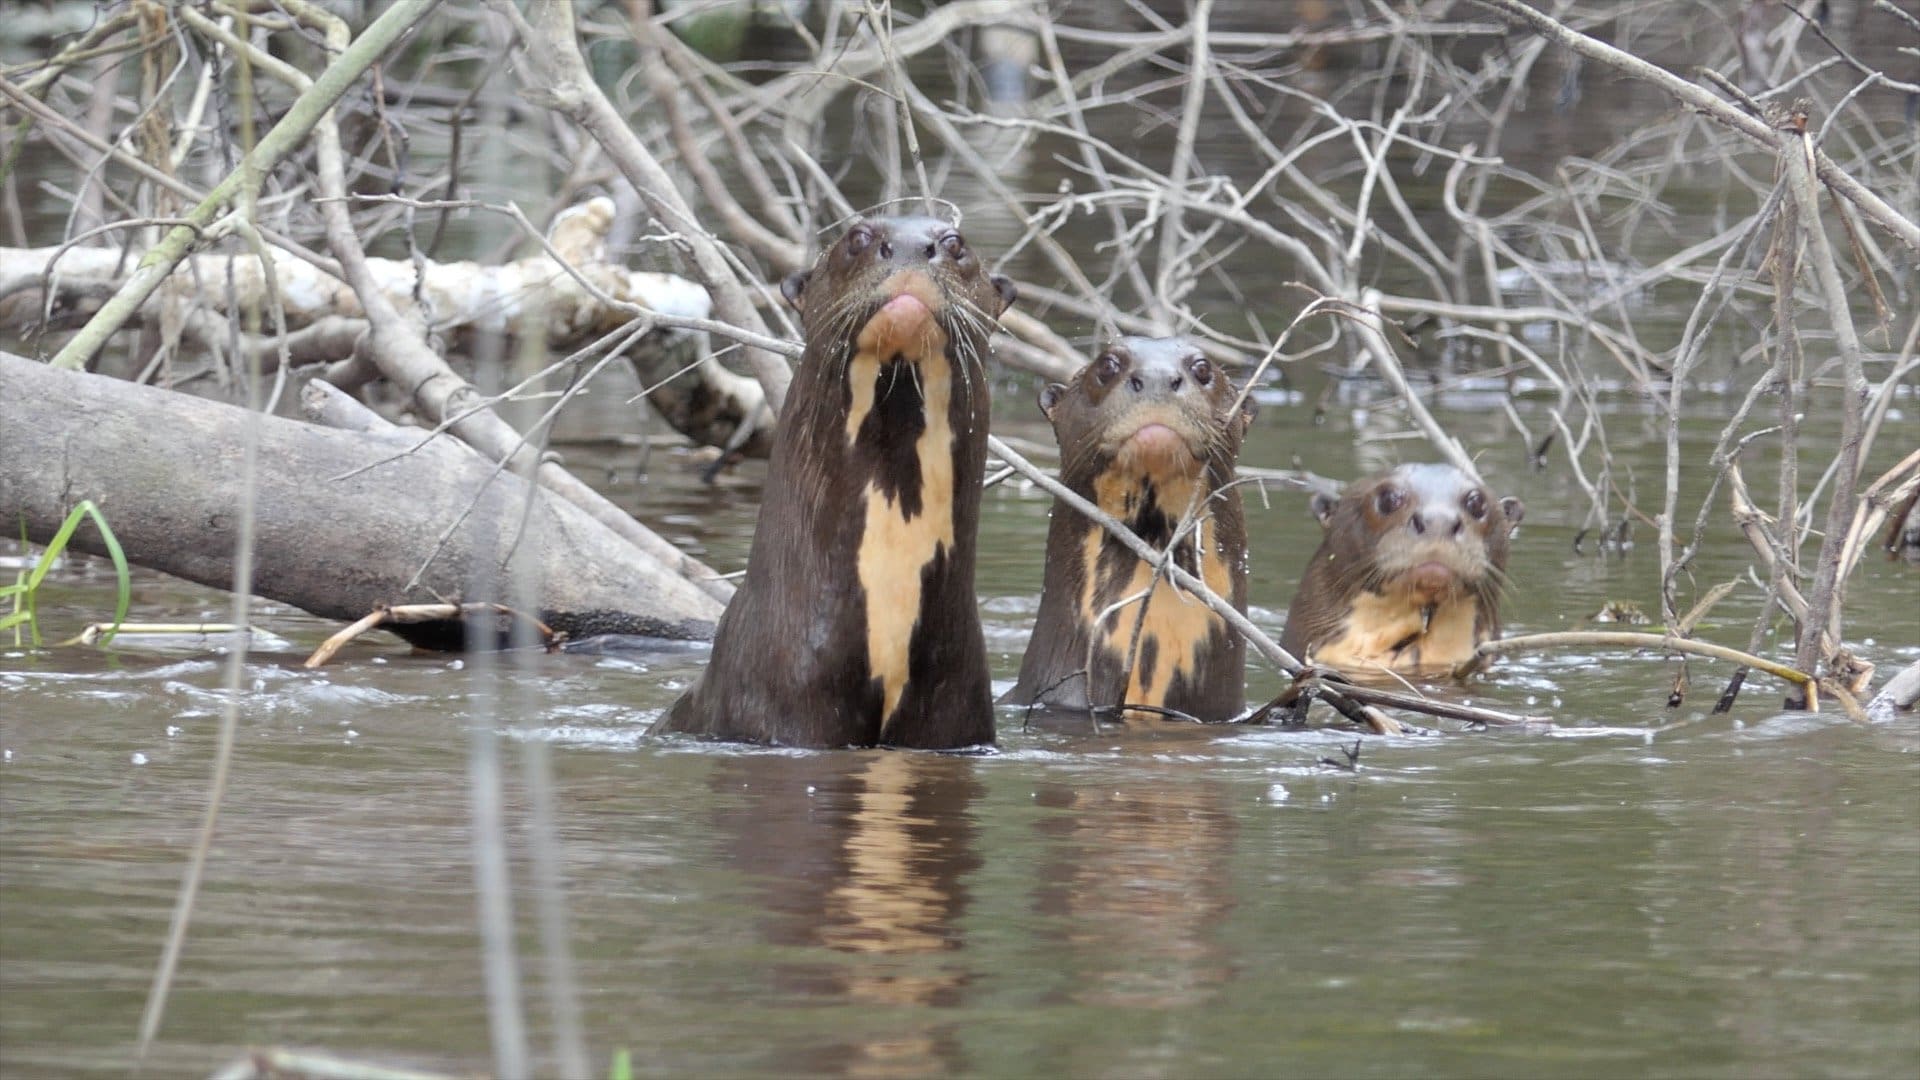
[712,752,981,1077]
[1030,768,1239,1011]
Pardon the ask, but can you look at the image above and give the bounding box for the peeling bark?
[0,199,777,459]
[0,199,711,349]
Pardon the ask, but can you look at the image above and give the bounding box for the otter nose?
[1126,370,1186,395]
[1410,511,1462,537]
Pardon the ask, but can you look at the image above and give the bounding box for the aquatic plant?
[1,500,129,648]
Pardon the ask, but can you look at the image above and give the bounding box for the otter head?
[1314,464,1523,609]
[1283,463,1524,675]
[781,216,1017,365]
[1040,337,1253,528]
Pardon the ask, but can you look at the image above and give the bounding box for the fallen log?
[0,352,722,647]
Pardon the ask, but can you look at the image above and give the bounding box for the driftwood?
[1868,661,1920,721]
[0,351,722,646]
[0,198,775,458]
[0,198,709,347]
[303,602,555,667]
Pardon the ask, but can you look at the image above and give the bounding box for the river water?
[4,2,1919,1077]
[5,372,1916,1077]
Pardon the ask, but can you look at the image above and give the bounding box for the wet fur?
[1280,464,1523,676]
[1006,337,1252,722]
[660,217,1015,748]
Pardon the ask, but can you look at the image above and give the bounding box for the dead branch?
[1868,661,1920,720]
[303,602,556,668]
[493,0,794,414]
[1475,631,1819,708]
[1473,0,1920,252]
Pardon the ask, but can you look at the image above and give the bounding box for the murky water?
[5,2,1920,1077]
[5,377,1916,1076]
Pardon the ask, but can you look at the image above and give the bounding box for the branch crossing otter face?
[1009,337,1252,721]
[1285,463,1524,675]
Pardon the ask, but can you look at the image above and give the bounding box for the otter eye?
[1190,358,1213,387]
[1094,353,1122,383]
[939,232,967,260]
[1375,487,1405,516]
[1463,489,1488,520]
[845,226,873,256]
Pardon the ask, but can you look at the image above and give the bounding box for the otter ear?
[1236,398,1257,436]
[1038,382,1068,420]
[990,274,1018,315]
[1500,496,1525,528]
[780,270,811,310]
[1310,492,1338,529]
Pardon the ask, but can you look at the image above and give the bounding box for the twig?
[1476,631,1819,708]
[1779,117,1869,696]
[208,1047,458,1080]
[46,1,448,371]
[301,602,556,667]
[1472,0,1920,252]
[990,434,1400,735]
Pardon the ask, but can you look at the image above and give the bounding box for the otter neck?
[844,296,965,733]
[1081,455,1210,551]
[1072,460,1234,711]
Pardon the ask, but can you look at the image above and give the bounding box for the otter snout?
[1408,508,1464,538]
[1124,365,1192,397]
[1406,560,1460,603]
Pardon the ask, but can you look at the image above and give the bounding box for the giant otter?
[660,217,1017,748]
[1280,463,1523,675]
[1004,337,1253,722]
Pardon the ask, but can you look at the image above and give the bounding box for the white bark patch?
[1,197,711,343]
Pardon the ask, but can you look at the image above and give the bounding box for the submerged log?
[0,352,722,647]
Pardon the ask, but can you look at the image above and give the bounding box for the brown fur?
[1280,464,1523,676]
[660,217,1016,748]
[1005,337,1253,722]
